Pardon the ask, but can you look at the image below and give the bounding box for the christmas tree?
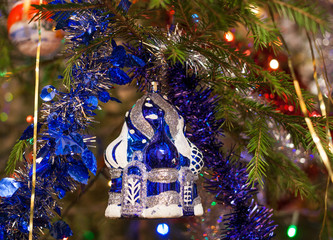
[0,0,332,239]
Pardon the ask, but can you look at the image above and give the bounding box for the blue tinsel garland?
[0,0,276,239]
[165,64,276,239]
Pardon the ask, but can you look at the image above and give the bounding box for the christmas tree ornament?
[7,0,63,57]
[104,83,204,218]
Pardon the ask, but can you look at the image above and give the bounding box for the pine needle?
[5,140,27,175]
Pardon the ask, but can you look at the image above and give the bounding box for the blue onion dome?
[144,109,179,169]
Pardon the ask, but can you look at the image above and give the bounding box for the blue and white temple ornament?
[104,83,204,218]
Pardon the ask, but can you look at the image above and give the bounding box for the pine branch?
[240,8,281,53]
[31,2,104,22]
[149,0,170,9]
[266,151,317,201]
[103,0,144,42]
[304,117,333,161]
[5,140,28,175]
[246,118,271,186]
[176,0,195,34]
[165,43,187,64]
[266,0,328,33]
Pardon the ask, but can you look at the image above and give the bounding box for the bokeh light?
[287,225,297,238]
[224,31,234,42]
[269,59,279,70]
[156,223,169,236]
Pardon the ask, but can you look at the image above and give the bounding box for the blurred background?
[1,0,333,239]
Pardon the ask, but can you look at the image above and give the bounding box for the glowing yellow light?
[224,31,234,42]
[108,180,112,187]
[269,59,279,70]
[4,92,13,102]
[0,112,8,122]
[250,5,260,15]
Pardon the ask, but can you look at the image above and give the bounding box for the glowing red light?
[224,31,234,42]
[243,49,251,56]
[26,115,34,123]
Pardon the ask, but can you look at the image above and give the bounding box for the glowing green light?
[83,231,95,240]
[287,225,297,238]
[211,201,217,206]
[0,71,7,77]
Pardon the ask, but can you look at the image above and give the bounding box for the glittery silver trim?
[150,93,180,139]
[109,169,122,179]
[108,192,122,205]
[179,167,196,208]
[146,191,180,207]
[121,161,147,217]
[130,96,154,139]
[148,168,178,183]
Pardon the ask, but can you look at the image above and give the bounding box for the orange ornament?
[7,1,63,57]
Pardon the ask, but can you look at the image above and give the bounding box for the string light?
[83,231,95,240]
[287,225,297,238]
[0,71,7,77]
[26,115,34,123]
[156,223,169,236]
[224,31,234,42]
[108,180,112,187]
[287,211,299,238]
[269,59,279,70]
[192,13,199,23]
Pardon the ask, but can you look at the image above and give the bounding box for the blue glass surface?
[40,85,57,102]
[84,96,98,110]
[147,180,180,196]
[81,149,97,175]
[179,155,190,167]
[109,177,122,193]
[128,166,142,176]
[144,110,179,169]
[112,141,122,166]
[192,183,198,199]
[68,160,89,184]
[98,91,111,103]
[19,123,42,140]
[0,178,21,198]
[126,116,148,161]
[142,98,161,129]
[53,185,66,199]
[109,67,132,85]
